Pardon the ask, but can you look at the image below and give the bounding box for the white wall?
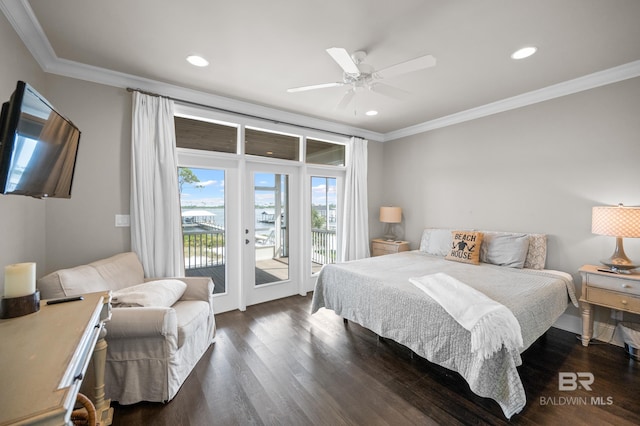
[381,76,640,330]
[42,76,132,273]
[367,139,385,240]
[0,13,46,294]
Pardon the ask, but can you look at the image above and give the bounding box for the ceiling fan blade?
[370,83,409,100]
[326,47,361,76]
[375,54,436,80]
[287,82,344,93]
[336,89,356,110]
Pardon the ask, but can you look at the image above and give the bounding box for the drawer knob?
[621,300,628,305]
[622,284,631,288]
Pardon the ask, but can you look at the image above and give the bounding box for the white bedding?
[311,250,578,419]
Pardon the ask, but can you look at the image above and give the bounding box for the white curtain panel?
[130,92,184,277]
[341,137,370,261]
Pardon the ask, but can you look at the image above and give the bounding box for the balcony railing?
[182,226,336,271]
[311,228,337,265]
[183,225,225,269]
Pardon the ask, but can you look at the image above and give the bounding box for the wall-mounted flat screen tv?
[0,81,80,199]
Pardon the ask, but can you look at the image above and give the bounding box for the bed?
[311,229,578,419]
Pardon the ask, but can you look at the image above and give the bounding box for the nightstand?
[371,238,410,257]
[578,265,640,346]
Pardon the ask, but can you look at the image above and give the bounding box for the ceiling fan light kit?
[287,47,436,111]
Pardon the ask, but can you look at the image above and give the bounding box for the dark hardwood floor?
[112,294,640,425]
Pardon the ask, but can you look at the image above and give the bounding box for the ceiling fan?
[287,47,436,110]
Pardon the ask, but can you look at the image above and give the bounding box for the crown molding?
[382,60,640,142]
[3,0,639,144]
[0,0,55,69]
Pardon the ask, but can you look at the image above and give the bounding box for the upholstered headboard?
[419,228,547,269]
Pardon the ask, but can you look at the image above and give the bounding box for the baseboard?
[552,312,624,347]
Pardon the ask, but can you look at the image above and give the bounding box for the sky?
[179,167,336,207]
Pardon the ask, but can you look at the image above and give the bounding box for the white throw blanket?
[409,272,523,359]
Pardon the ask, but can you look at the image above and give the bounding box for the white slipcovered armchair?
[37,252,215,404]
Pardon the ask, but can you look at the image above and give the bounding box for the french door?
[178,151,303,312]
[177,153,241,313]
[243,162,301,307]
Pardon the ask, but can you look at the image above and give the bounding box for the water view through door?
[179,163,300,310]
[253,172,289,284]
[244,162,299,307]
[179,167,227,294]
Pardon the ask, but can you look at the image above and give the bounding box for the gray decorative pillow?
[480,233,530,268]
[419,228,454,256]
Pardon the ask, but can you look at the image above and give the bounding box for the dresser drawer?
[585,286,640,312]
[586,273,640,296]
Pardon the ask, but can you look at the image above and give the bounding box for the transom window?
[175,116,237,153]
[245,127,300,161]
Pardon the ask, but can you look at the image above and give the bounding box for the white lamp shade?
[380,206,402,223]
[592,205,640,238]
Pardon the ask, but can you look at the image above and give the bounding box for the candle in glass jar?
[4,262,36,298]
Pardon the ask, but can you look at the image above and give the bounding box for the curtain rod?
[126,87,361,140]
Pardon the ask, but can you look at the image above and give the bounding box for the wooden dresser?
[371,238,410,257]
[0,291,111,425]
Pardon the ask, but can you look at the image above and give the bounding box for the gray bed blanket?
[310,251,578,419]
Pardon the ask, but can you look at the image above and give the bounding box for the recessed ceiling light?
[511,46,537,60]
[186,55,209,67]
[365,110,378,116]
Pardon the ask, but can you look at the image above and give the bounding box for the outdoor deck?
[186,258,323,293]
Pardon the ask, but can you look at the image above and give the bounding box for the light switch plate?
[115,214,130,227]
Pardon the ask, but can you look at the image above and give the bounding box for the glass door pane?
[311,176,337,273]
[254,172,289,284]
[178,167,226,294]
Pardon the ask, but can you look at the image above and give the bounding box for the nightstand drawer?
[370,239,410,257]
[585,286,640,312]
[372,247,395,256]
[586,273,640,296]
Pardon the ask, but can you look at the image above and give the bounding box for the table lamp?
[592,204,640,272]
[380,206,402,241]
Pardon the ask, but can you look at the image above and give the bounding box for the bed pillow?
[445,231,483,265]
[419,228,454,256]
[112,279,187,307]
[524,234,547,270]
[480,233,529,268]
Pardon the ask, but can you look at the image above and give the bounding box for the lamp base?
[382,223,398,241]
[0,291,40,319]
[600,237,638,273]
[599,262,637,274]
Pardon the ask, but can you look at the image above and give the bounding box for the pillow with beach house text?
[445,231,483,265]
